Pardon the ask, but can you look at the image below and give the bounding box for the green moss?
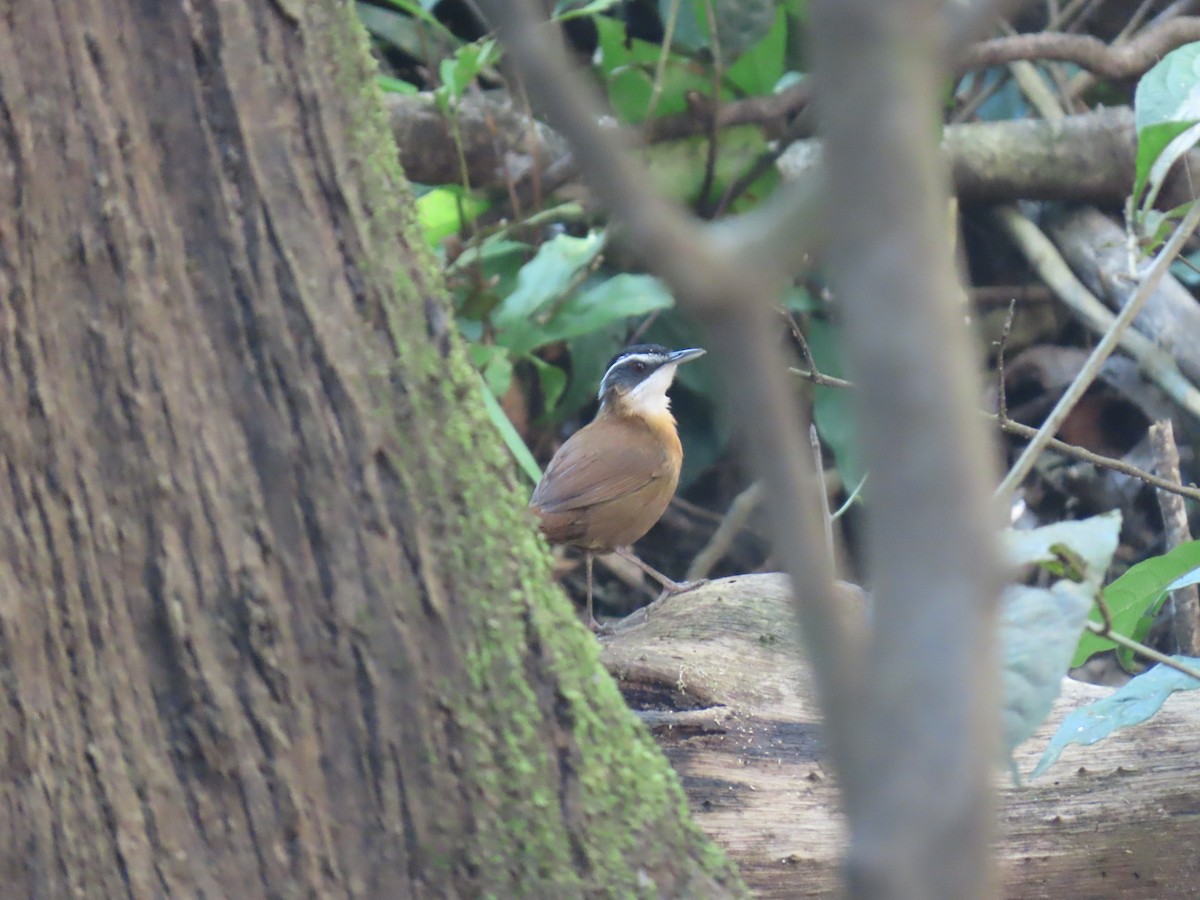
[310,3,745,895]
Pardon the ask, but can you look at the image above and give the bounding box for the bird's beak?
[669,348,706,365]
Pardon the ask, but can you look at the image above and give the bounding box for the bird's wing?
[530,423,671,514]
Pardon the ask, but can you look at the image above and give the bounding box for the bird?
[530,343,707,629]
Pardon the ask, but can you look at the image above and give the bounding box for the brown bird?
[530,344,707,629]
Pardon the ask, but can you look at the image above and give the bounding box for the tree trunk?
[0,2,741,896]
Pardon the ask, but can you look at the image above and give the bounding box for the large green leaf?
[999,512,1122,778]
[438,39,500,103]
[415,187,490,247]
[1134,42,1200,132]
[539,274,675,346]
[1132,42,1200,209]
[594,16,663,74]
[356,1,459,60]
[711,0,781,63]
[1031,655,1200,779]
[1072,539,1200,667]
[659,0,710,54]
[526,354,569,414]
[724,9,787,96]
[492,232,605,345]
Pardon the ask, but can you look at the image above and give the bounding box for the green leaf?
[723,7,786,82]
[438,39,500,102]
[376,74,419,95]
[715,0,780,61]
[415,187,490,246]
[357,1,459,61]
[1134,42,1200,132]
[999,513,1123,778]
[479,379,542,484]
[1005,513,1121,593]
[448,238,531,317]
[606,68,656,123]
[661,0,711,54]
[526,354,569,413]
[493,232,606,346]
[1031,655,1200,779]
[1132,42,1200,208]
[470,344,515,397]
[605,57,712,122]
[1072,539,1200,667]
[594,17,663,74]
[537,274,675,349]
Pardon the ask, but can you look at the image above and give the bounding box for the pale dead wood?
[603,575,1200,898]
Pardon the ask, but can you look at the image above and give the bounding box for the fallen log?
[600,574,1200,897]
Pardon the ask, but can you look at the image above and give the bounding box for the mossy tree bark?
[0,2,741,896]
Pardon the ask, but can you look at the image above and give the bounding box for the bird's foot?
[654,577,708,602]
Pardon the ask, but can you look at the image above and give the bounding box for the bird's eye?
[632,361,647,373]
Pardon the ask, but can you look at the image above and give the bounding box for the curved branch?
[962,16,1200,78]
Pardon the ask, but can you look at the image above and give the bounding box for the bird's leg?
[584,551,601,631]
[614,546,708,601]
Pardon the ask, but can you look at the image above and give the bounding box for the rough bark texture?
[0,2,741,896]
[603,575,1200,898]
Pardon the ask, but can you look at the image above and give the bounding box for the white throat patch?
[621,363,678,417]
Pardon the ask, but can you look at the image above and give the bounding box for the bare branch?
[686,481,763,581]
[962,16,1200,78]
[810,0,1006,893]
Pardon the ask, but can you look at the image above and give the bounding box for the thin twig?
[789,367,856,390]
[1086,591,1200,683]
[1085,621,1200,682]
[995,200,1200,499]
[963,17,1200,78]
[789,355,1200,503]
[811,425,836,570]
[643,0,683,124]
[831,474,868,520]
[990,414,1200,503]
[1006,55,1067,121]
[686,481,764,581]
[695,0,724,216]
[996,299,1017,420]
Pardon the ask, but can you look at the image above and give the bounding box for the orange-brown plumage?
[530,406,682,551]
[530,344,705,628]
